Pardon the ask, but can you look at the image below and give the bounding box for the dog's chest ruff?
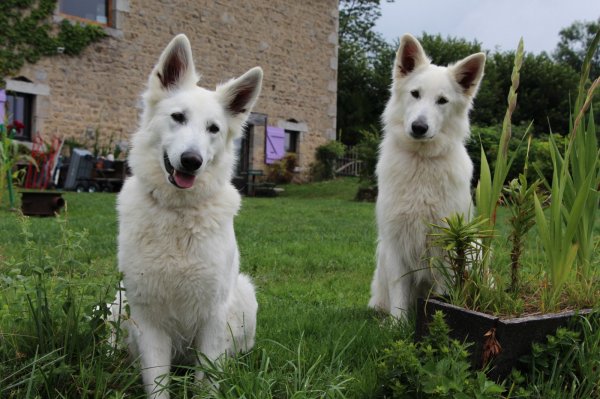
[379,150,471,218]
[376,141,474,270]
[117,178,240,310]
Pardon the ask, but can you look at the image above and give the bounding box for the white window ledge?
[6,80,50,96]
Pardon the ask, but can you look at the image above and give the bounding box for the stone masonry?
[11,0,339,180]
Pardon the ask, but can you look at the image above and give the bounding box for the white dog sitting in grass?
[110,34,262,399]
[368,34,486,319]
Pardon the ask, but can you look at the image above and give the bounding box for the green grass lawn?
[1,178,597,398]
[0,178,402,398]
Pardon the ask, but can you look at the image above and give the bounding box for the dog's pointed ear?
[394,34,429,80]
[152,34,197,91]
[218,67,263,116]
[452,53,486,97]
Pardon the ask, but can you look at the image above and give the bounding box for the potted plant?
[0,121,37,210]
[19,134,66,216]
[416,34,599,380]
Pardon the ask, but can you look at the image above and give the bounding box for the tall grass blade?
[476,38,525,273]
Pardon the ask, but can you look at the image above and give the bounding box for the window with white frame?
[5,91,34,142]
[59,0,111,25]
[284,129,299,153]
[4,78,51,142]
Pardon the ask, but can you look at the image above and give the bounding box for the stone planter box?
[416,297,594,380]
[20,191,65,217]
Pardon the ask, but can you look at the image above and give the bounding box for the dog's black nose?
[180,151,203,171]
[411,120,429,137]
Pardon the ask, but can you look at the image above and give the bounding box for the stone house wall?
[8,0,338,181]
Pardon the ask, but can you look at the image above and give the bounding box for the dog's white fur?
[112,34,262,398]
[368,34,485,319]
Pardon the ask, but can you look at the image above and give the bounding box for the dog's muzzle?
[163,151,202,189]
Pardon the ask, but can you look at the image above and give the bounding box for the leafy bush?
[507,316,600,398]
[266,153,297,184]
[378,312,600,398]
[354,127,380,201]
[468,125,568,190]
[311,141,345,181]
[377,311,504,398]
[355,127,380,187]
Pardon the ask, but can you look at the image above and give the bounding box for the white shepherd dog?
[112,34,262,398]
[368,34,485,319]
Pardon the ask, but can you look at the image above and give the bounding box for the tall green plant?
[534,31,600,309]
[503,173,547,293]
[567,32,600,280]
[430,214,492,310]
[475,38,526,266]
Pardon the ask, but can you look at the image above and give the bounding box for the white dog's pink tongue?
[174,171,196,189]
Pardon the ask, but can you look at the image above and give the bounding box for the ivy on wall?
[0,0,107,88]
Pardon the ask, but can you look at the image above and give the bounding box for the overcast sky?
[374,0,600,54]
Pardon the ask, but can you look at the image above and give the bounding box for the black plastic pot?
[20,191,65,217]
[416,297,594,380]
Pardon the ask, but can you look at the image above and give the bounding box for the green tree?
[418,33,483,66]
[417,34,502,127]
[412,34,579,133]
[337,9,589,145]
[482,51,579,134]
[517,52,579,134]
[553,18,600,78]
[0,0,106,88]
[339,0,390,52]
[337,0,393,145]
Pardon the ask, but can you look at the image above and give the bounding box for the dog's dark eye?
[171,112,186,124]
[410,90,420,99]
[207,123,220,134]
[437,96,448,105]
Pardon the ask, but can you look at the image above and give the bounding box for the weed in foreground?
[0,214,139,398]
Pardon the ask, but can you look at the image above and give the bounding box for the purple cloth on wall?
[265,126,285,164]
[0,90,5,123]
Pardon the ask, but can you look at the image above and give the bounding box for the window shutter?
[0,90,5,122]
[265,126,285,164]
